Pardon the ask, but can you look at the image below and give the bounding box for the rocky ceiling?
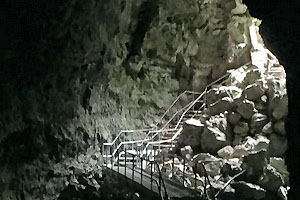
[0,0,299,199]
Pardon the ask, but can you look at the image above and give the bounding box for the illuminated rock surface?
[0,0,291,199]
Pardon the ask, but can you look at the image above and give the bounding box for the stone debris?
[169,64,288,200]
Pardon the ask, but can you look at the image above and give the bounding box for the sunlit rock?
[217,145,234,159]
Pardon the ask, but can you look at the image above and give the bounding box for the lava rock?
[217,145,234,159]
[262,121,273,134]
[231,181,266,200]
[242,150,267,181]
[250,113,268,134]
[258,165,285,191]
[201,126,230,155]
[274,121,286,135]
[236,99,257,119]
[208,97,234,116]
[244,82,265,101]
[234,121,249,135]
[270,157,289,185]
[228,111,242,125]
[268,134,288,157]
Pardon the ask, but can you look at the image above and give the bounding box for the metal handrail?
[155,91,201,128]
[124,151,169,200]
[104,128,154,146]
[161,100,194,130]
[140,127,183,158]
[103,128,179,163]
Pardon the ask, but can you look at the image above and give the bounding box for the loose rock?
[231,181,266,200]
[268,134,288,157]
[236,99,257,119]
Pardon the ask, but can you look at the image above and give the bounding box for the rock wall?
[0,0,281,199]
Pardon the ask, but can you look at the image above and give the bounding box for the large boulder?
[270,157,289,185]
[236,99,257,119]
[234,121,249,135]
[227,111,242,125]
[217,145,234,159]
[267,78,288,120]
[192,153,223,177]
[206,86,242,106]
[242,150,268,182]
[231,181,266,200]
[243,81,266,101]
[268,134,288,157]
[274,121,286,135]
[208,97,234,116]
[271,95,288,120]
[201,126,230,155]
[258,165,285,192]
[201,114,233,154]
[177,119,204,147]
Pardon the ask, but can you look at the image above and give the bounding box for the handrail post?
[111,151,113,169]
[194,163,197,189]
[132,153,135,181]
[106,147,108,167]
[172,156,175,177]
[124,148,127,177]
[183,158,186,186]
[117,148,120,174]
[150,162,153,191]
[162,154,165,170]
[140,162,143,185]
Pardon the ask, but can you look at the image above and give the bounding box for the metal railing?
[155,91,202,128]
[103,69,233,166]
[106,149,169,200]
[103,128,180,167]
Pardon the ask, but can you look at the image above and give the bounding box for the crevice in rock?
[124,0,159,77]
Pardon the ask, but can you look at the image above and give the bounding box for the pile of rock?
[166,64,289,200]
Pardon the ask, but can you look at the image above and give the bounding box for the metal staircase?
[102,72,232,199]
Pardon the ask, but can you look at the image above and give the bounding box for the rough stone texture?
[208,97,234,116]
[228,111,242,125]
[234,121,249,135]
[242,150,268,182]
[268,134,288,158]
[201,114,232,154]
[258,165,285,192]
[243,82,266,101]
[236,99,257,119]
[217,145,234,159]
[231,181,266,200]
[177,119,204,147]
[0,0,292,199]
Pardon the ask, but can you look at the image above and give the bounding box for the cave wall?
[0,0,285,199]
[243,0,300,199]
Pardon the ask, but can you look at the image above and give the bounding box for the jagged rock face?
[0,0,275,199]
